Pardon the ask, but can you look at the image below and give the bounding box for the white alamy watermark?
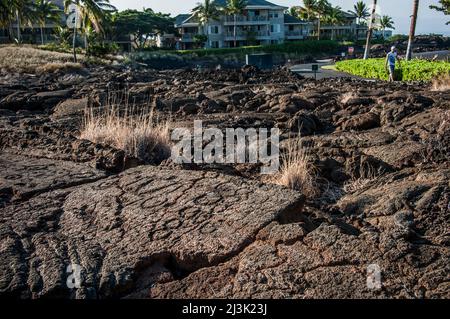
[171,120,280,174]
[66,263,82,289]
[367,263,382,290]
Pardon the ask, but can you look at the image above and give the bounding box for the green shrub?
[336,58,450,81]
[140,40,339,58]
[86,42,119,57]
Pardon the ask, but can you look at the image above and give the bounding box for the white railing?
[224,16,269,23]
[285,30,309,37]
[225,31,270,37]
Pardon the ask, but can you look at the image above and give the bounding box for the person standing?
[385,46,402,82]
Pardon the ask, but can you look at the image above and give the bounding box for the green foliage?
[111,9,175,49]
[336,58,450,81]
[145,40,339,58]
[86,41,118,56]
[193,34,208,44]
[429,0,450,25]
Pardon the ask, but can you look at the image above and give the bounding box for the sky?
[110,0,450,35]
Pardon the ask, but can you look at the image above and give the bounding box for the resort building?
[290,6,368,41]
[174,0,313,49]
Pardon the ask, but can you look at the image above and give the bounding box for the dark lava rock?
[0,166,304,298]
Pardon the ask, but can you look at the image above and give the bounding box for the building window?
[211,41,219,48]
[254,10,260,16]
[210,26,219,34]
[289,25,294,31]
[270,24,280,33]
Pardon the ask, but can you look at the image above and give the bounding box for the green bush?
[86,42,119,57]
[336,58,450,81]
[141,40,339,58]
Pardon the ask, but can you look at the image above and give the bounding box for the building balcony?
[224,31,278,40]
[181,33,197,42]
[285,30,309,37]
[223,15,270,25]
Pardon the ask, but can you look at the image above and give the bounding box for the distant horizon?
[110,0,450,36]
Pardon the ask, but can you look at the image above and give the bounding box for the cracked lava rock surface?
[0,65,449,299]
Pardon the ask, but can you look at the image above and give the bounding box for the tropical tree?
[0,0,16,41]
[64,0,116,61]
[192,0,221,48]
[54,26,72,46]
[406,0,419,61]
[430,0,449,24]
[13,0,38,43]
[363,0,377,59]
[111,9,175,49]
[225,0,247,48]
[378,15,395,39]
[301,0,318,21]
[325,6,345,40]
[349,0,370,24]
[289,7,300,19]
[314,0,331,40]
[34,0,62,45]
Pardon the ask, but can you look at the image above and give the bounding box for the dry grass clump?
[80,107,171,163]
[340,92,357,105]
[0,46,84,74]
[36,62,83,74]
[272,136,317,196]
[431,73,450,92]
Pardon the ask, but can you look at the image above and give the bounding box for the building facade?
[174,0,312,50]
[290,6,368,41]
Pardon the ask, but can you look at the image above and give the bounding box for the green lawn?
[336,58,450,81]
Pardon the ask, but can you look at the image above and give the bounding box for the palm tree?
[363,0,377,59]
[0,0,16,41]
[14,0,37,43]
[192,0,221,48]
[302,0,318,21]
[429,0,449,25]
[378,15,395,39]
[35,0,61,45]
[349,0,370,24]
[64,0,116,61]
[406,0,420,61]
[314,0,331,40]
[54,26,72,46]
[225,0,247,48]
[325,6,345,40]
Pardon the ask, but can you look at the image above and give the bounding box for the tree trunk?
[204,24,209,49]
[16,11,21,44]
[317,16,321,40]
[40,26,44,45]
[72,9,78,63]
[8,22,14,42]
[363,0,378,60]
[406,0,419,61]
[234,14,237,48]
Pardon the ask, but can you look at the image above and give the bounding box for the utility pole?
[406,0,420,61]
[363,0,377,60]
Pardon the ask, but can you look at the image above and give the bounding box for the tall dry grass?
[0,46,83,74]
[431,73,450,92]
[80,105,171,163]
[272,135,317,197]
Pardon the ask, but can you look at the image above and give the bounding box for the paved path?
[290,63,361,80]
